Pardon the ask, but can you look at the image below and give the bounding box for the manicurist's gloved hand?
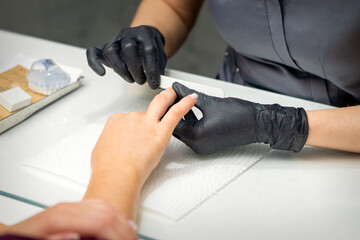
[86,25,167,89]
[172,82,309,154]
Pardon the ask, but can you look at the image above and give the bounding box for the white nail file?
[160,75,225,98]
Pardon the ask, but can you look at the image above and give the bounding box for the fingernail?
[189,93,198,100]
[128,220,138,231]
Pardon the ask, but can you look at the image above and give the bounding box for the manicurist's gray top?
[208,0,360,106]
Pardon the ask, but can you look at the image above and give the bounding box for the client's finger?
[160,92,197,133]
[147,88,177,120]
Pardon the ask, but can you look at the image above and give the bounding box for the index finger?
[147,87,177,120]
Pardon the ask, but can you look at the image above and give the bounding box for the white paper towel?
[22,121,270,220]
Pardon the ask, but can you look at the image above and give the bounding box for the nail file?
[160,75,225,98]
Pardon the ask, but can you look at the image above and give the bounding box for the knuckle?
[122,41,137,51]
[119,27,131,35]
[143,45,156,55]
[128,111,137,117]
[170,106,182,117]
[156,92,169,103]
[104,44,117,56]
[127,111,142,120]
[108,113,124,123]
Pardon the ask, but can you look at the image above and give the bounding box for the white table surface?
[0,29,359,240]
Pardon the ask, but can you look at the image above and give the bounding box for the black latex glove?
[86,25,167,89]
[172,82,309,155]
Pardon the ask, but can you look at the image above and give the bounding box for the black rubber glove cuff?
[254,103,309,152]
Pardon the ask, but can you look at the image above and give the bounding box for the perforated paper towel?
[22,121,270,220]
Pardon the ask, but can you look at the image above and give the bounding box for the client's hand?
[1,199,137,240]
[91,87,197,185]
[85,87,197,219]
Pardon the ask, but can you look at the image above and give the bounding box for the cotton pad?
[0,86,31,112]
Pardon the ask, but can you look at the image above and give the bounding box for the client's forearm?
[0,224,7,235]
[83,165,142,220]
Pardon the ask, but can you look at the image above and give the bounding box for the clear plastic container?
[26,59,70,95]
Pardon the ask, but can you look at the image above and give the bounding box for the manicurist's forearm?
[131,0,204,57]
[306,106,360,153]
